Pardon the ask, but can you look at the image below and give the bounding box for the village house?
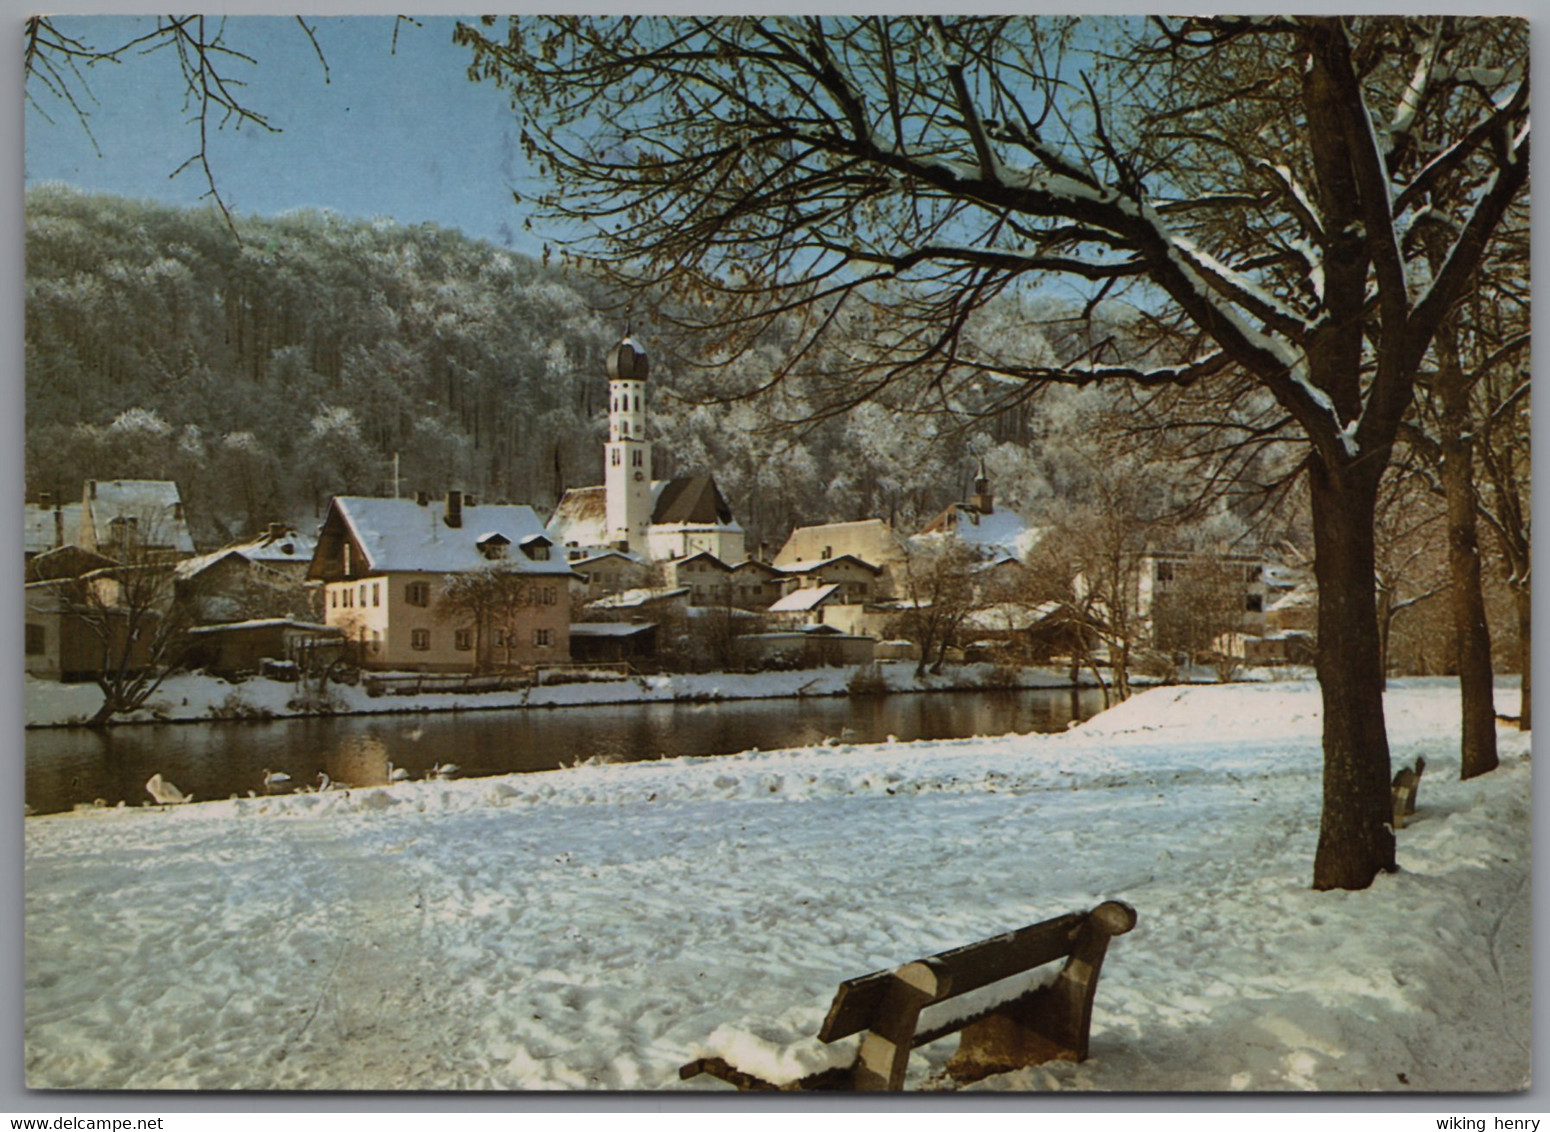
[548,333,746,564]
[308,491,577,672]
[729,559,783,610]
[174,524,319,624]
[76,479,197,562]
[663,551,735,607]
[24,562,172,682]
[1133,547,1273,658]
[773,518,909,585]
[774,554,884,605]
[24,493,83,561]
[568,550,650,596]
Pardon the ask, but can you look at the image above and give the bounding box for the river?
[25,687,1105,815]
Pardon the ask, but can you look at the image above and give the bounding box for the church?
[546,334,746,565]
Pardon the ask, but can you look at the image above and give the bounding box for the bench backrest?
[818,911,1089,1041]
[818,900,1137,1089]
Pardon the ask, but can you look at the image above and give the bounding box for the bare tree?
[439,568,541,671]
[460,16,1529,889]
[891,542,978,677]
[1151,553,1252,682]
[44,544,190,725]
[24,16,332,231]
[1371,471,1450,684]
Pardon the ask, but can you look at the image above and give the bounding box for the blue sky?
[24,16,550,255]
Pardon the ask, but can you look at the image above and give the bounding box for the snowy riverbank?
[25,662,1106,728]
[23,678,1531,1092]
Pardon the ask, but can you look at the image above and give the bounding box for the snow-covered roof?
[84,479,196,554]
[187,618,337,636]
[773,518,908,568]
[547,486,609,549]
[768,583,841,613]
[236,526,316,566]
[24,502,83,556]
[569,622,657,638]
[961,601,1066,633]
[587,586,690,610]
[330,496,576,576]
[913,504,1039,559]
[773,554,882,576]
[1267,585,1317,612]
[174,548,239,580]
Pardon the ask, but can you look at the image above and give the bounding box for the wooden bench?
[1392,756,1425,829]
[680,900,1137,1091]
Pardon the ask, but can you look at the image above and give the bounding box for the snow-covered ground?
[23,679,1531,1093]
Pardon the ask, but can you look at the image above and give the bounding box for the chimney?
[464,494,477,508]
[38,491,52,509]
[415,491,430,506]
[445,490,463,529]
[267,522,285,541]
[88,480,98,500]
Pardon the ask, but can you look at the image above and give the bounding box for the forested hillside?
[26,187,1091,550]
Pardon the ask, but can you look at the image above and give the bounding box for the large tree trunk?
[1438,333,1499,778]
[1441,429,1499,778]
[1309,462,1397,891]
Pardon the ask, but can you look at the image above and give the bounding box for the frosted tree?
[459,15,1530,889]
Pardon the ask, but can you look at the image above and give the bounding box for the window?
[1245,594,1264,613]
[534,627,554,648]
[526,543,551,562]
[25,623,45,655]
[611,448,621,467]
[373,582,380,607]
[634,395,640,412]
[1244,564,1264,582]
[493,628,507,647]
[358,584,366,606]
[480,542,508,561]
[330,590,338,609]
[406,582,431,607]
[411,629,431,651]
[632,449,643,467]
[1155,561,1174,583]
[455,629,473,651]
[371,630,382,654]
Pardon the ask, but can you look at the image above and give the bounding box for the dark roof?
[652,474,735,526]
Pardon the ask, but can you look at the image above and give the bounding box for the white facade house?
[309,492,578,671]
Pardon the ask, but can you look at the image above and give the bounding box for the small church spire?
[971,459,993,514]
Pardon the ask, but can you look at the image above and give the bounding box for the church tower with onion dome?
[604,331,653,553]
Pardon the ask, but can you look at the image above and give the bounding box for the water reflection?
[25,687,1104,815]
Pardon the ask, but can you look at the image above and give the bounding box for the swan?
[261,768,292,790]
[430,762,461,780]
[387,761,411,783]
[145,773,193,805]
[405,724,426,741]
[313,771,340,792]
